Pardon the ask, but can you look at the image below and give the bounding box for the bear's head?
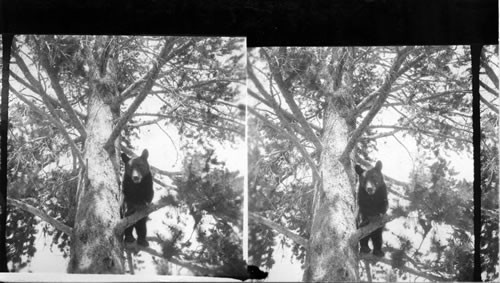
[122,149,150,184]
[355,161,384,196]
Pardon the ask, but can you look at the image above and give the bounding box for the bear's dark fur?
[121,149,154,247]
[355,160,388,257]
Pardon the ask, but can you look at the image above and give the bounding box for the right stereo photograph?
[247,46,497,282]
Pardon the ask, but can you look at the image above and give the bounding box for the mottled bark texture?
[68,91,124,273]
[304,90,358,282]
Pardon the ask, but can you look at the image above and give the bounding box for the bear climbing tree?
[121,149,154,247]
[355,161,388,257]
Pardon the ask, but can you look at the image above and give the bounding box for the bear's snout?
[366,181,376,195]
[131,170,142,183]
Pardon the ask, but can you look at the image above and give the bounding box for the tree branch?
[10,70,88,119]
[126,251,134,274]
[248,89,319,139]
[104,38,193,152]
[153,177,178,190]
[11,88,85,168]
[247,61,321,137]
[262,48,323,151]
[368,125,472,144]
[363,260,373,282]
[480,80,499,97]
[118,73,148,102]
[183,117,244,137]
[128,117,167,128]
[7,198,73,236]
[249,212,308,248]
[136,245,218,276]
[361,129,402,140]
[114,197,174,235]
[248,106,320,180]
[349,215,400,246]
[355,89,382,114]
[37,43,87,139]
[359,253,449,282]
[176,78,241,92]
[10,71,46,99]
[481,53,499,89]
[11,47,86,168]
[133,103,244,131]
[341,48,415,161]
[480,94,499,113]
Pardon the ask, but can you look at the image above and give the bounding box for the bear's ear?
[354,165,364,175]
[121,153,130,163]
[374,161,382,171]
[141,149,149,160]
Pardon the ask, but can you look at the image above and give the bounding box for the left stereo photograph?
[3,35,247,280]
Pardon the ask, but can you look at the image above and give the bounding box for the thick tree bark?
[68,92,124,273]
[304,90,358,281]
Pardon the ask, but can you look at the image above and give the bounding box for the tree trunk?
[304,89,358,281]
[68,91,124,273]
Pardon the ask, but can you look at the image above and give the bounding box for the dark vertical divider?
[471,44,482,282]
[0,34,13,272]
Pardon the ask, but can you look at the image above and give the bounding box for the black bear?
[355,161,388,257]
[121,149,154,247]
